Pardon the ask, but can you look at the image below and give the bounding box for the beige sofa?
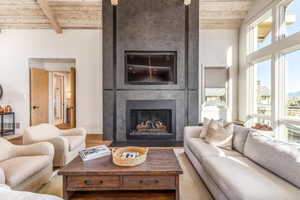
[0,138,54,192]
[23,124,87,167]
[184,125,300,200]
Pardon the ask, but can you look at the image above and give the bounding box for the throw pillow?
[205,119,233,150]
[199,118,210,138]
[200,118,224,138]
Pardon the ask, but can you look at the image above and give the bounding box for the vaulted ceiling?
[0,0,253,33]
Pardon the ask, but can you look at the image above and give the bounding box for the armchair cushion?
[0,156,50,188]
[64,136,85,151]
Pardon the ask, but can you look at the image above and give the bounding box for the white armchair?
[0,138,54,191]
[23,124,87,167]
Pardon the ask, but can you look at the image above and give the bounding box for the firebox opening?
[126,100,176,141]
[130,109,172,136]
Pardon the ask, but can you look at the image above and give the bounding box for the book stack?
[79,145,111,161]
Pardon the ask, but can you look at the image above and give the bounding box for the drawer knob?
[84,180,92,185]
[99,180,103,184]
[155,180,159,184]
[139,180,144,184]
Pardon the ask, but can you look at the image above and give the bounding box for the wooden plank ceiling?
[0,0,252,33]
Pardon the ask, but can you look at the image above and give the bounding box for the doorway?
[29,58,76,129]
[53,72,65,125]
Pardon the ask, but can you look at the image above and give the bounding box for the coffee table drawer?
[68,176,120,188]
[123,176,176,188]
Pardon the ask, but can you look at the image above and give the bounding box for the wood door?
[70,67,76,128]
[30,68,49,126]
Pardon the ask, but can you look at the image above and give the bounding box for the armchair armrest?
[60,128,87,138]
[0,168,5,185]
[13,142,54,159]
[184,126,202,141]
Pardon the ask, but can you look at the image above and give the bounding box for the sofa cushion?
[244,132,300,188]
[64,136,84,151]
[187,138,241,162]
[0,156,50,187]
[232,125,251,154]
[202,156,300,200]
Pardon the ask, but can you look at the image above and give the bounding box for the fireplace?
[103,0,199,146]
[125,51,177,85]
[126,100,176,140]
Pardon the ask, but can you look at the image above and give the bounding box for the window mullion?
[277,53,287,140]
[272,7,279,42]
[271,54,280,139]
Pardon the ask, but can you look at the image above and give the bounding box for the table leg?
[176,175,180,200]
[63,176,70,200]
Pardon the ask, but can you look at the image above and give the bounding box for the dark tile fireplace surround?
[103,0,199,146]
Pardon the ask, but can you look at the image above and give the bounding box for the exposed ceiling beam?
[36,0,62,33]
[0,0,253,31]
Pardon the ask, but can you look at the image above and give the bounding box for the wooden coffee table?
[59,149,183,200]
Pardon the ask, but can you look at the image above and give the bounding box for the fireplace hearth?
[126,100,176,140]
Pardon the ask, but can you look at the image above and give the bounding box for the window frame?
[248,57,273,123]
[281,47,300,121]
[248,10,273,53]
[246,0,300,143]
[278,0,300,39]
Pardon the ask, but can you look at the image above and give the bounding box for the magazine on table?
[79,145,111,161]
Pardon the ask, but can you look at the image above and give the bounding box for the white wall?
[199,30,239,121]
[0,30,102,134]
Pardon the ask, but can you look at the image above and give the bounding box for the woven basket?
[112,146,149,167]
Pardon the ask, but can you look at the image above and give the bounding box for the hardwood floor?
[86,134,112,147]
[7,133,181,149]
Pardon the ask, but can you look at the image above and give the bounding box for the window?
[203,67,228,106]
[250,12,273,52]
[284,49,300,119]
[202,67,228,121]
[205,88,226,106]
[245,0,300,144]
[282,0,300,37]
[255,59,272,116]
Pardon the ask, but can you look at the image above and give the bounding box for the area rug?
[38,149,213,200]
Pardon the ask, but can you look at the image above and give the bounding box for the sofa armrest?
[0,168,5,185]
[184,126,202,141]
[13,142,54,159]
[60,128,87,138]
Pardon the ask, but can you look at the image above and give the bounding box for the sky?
[257,0,300,94]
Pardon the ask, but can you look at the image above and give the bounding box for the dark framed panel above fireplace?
[125,51,177,85]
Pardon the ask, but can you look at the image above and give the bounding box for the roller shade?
[204,67,228,88]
